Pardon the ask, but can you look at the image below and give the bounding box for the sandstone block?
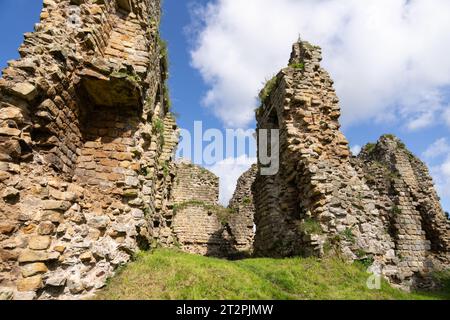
[80,251,94,263]
[53,245,66,254]
[0,248,19,261]
[0,127,21,136]
[42,200,71,211]
[18,250,60,263]
[10,82,37,101]
[17,275,43,292]
[0,106,25,122]
[28,236,51,250]
[21,263,48,278]
[38,221,55,235]
[49,189,77,202]
[0,222,16,234]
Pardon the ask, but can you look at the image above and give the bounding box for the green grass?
[298,218,323,235]
[95,249,449,300]
[259,75,278,105]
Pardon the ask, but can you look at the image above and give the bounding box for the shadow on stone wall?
[205,225,252,260]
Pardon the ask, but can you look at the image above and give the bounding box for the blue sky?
[1,0,449,211]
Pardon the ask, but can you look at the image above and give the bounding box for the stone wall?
[250,40,449,289]
[0,0,178,300]
[171,161,254,258]
[353,136,450,288]
[228,164,257,254]
[172,161,219,205]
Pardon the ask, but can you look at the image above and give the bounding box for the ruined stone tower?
[244,40,449,288]
[0,0,179,299]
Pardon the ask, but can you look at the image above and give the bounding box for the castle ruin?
[0,0,448,300]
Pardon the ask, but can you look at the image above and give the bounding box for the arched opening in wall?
[73,83,142,189]
[254,104,300,257]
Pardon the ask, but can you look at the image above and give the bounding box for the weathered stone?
[18,250,59,263]
[0,288,14,300]
[37,221,55,235]
[86,215,110,230]
[10,82,38,101]
[17,275,43,292]
[0,248,19,261]
[28,236,51,250]
[45,273,67,287]
[0,106,25,122]
[0,127,21,136]
[42,200,71,211]
[80,251,94,263]
[0,222,16,234]
[53,245,66,254]
[49,189,78,202]
[2,187,20,200]
[13,291,37,300]
[21,263,48,277]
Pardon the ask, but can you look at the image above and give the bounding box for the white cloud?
[350,145,362,156]
[426,138,450,212]
[207,155,256,206]
[444,108,450,128]
[189,0,450,129]
[431,157,450,201]
[423,138,450,159]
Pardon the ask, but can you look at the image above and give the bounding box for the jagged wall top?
[289,40,322,66]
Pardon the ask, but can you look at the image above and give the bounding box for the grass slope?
[96,249,449,300]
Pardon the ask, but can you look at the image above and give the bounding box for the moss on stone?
[289,62,305,70]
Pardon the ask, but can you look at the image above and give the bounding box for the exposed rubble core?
[246,40,449,289]
[228,164,257,255]
[354,135,450,289]
[0,0,178,299]
[0,0,448,300]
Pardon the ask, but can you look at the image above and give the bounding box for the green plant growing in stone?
[398,141,406,149]
[259,74,278,105]
[159,37,169,75]
[161,161,170,178]
[354,249,374,268]
[298,218,323,235]
[163,82,171,111]
[242,197,252,205]
[172,200,236,226]
[152,117,165,146]
[158,36,171,111]
[389,170,401,180]
[391,205,402,216]
[357,256,375,269]
[341,227,356,244]
[143,207,152,217]
[365,143,376,154]
[110,70,141,84]
[289,62,305,70]
[355,249,368,258]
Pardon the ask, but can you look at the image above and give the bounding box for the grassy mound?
[95,249,449,300]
